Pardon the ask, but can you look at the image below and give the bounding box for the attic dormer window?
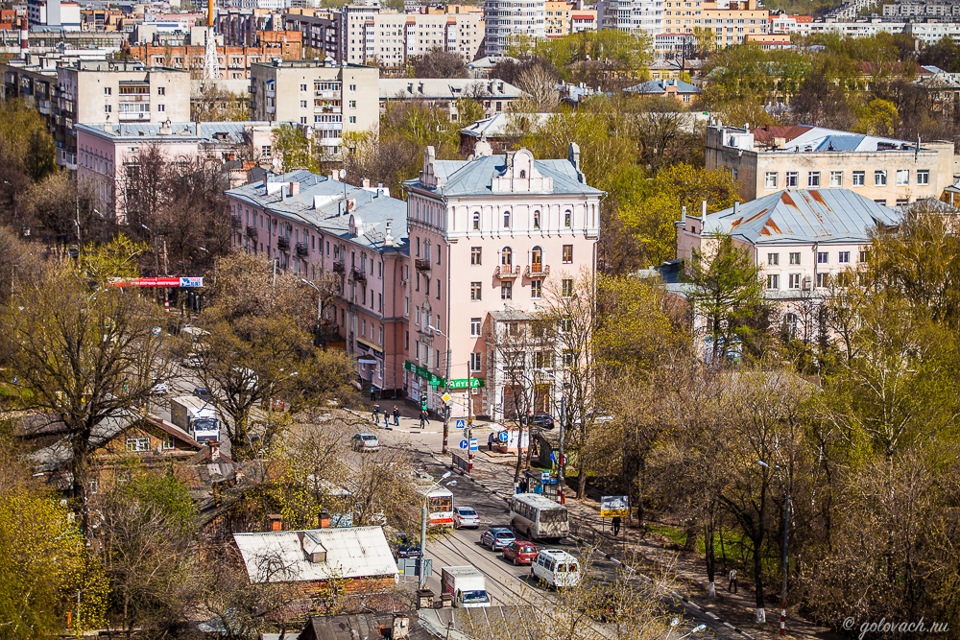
[503,212,511,229]
[519,169,526,179]
[472,212,480,230]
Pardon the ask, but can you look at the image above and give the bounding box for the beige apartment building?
[249,59,379,158]
[352,11,484,69]
[664,0,768,48]
[55,60,190,169]
[706,123,954,206]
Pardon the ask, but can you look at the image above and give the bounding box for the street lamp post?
[428,324,451,455]
[559,380,570,500]
[759,459,791,636]
[299,278,324,331]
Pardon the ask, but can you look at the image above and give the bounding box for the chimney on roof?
[289,181,300,197]
[209,440,221,460]
[362,178,370,188]
[268,513,283,531]
[347,198,356,212]
[318,511,331,529]
[385,219,394,246]
[159,119,172,135]
[392,614,410,640]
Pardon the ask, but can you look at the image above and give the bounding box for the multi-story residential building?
[28,0,80,30]
[348,10,484,69]
[127,34,303,81]
[483,0,545,56]
[768,11,812,36]
[282,9,340,60]
[597,0,664,37]
[706,123,954,205]
[663,0,768,48]
[571,10,598,32]
[226,142,603,420]
[883,2,960,19]
[76,120,279,218]
[545,0,573,37]
[625,78,701,104]
[676,189,899,343]
[249,59,379,157]
[51,60,191,169]
[379,78,524,121]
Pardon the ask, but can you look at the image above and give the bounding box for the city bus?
[423,487,455,528]
[508,493,569,541]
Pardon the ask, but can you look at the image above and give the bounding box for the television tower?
[202,0,221,81]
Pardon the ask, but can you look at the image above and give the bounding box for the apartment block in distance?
[484,0,545,56]
[663,0,768,48]
[706,122,954,206]
[249,59,379,157]
[55,60,191,169]
[344,8,484,68]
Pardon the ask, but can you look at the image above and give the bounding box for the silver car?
[352,433,381,452]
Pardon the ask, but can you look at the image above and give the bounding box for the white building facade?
[483,0,545,56]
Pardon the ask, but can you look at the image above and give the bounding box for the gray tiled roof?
[701,189,900,244]
[407,155,603,197]
[227,171,409,254]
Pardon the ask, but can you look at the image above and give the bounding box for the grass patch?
[647,523,688,547]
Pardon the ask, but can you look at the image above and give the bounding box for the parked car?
[352,433,381,452]
[394,533,422,559]
[151,380,170,395]
[193,386,209,398]
[453,506,481,529]
[480,527,516,551]
[522,413,555,430]
[182,353,202,368]
[502,540,539,565]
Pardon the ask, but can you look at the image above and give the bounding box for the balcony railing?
[494,264,521,279]
[277,236,290,250]
[333,260,345,273]
[525,263,550,278]
[296,242,309,257]
[415,258,431,271]
[352,267,367,282]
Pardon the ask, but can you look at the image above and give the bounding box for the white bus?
[508,493,569,541]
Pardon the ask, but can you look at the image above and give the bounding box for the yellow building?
[545,0,573,37]
[664,0,768,48]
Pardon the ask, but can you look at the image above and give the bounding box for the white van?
[530,549,581,589]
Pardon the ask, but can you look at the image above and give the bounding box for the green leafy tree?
[855,97,898,136]
[687,234,768,364]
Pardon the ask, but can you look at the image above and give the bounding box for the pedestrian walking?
[419,411,427,429]
[383,411,390,429]
[487,432,495,451]
[370,385,376,401]
[372,403,380,424]
[728,569,738,594]
[393,406,400,426]
[612,516,622,536]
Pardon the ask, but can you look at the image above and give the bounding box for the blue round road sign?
[459,439,469,449]
[498,431,509,443]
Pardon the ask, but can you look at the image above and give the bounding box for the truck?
[441,566,491,608]
[170,395,220,443]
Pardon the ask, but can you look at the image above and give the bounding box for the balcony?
[415,258,431,271]
[230,214,241,230]
[296,242,309,257]
[277,236,290,251]
[525,263,550,278]
[494,264,520,279]
[352,267,367,282]
[333,260,345,274]
[246,225,258,240]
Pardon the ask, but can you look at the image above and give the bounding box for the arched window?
[563,210,573,228]
[472,211,481,230]
[531,246,543,268]
[533,210,541,229]
[519,169,526,179]
[503,211,511,229]
[501,247,513,266]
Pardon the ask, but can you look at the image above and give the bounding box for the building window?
[348,100,356,108]
[767,252,779,266]
[470,317,481,336]
[896,169,909,185]
[501,281,513,300]
[104,105,112,113]
[503,212,511,228]
[349,116,356,124]
[471,247,481,265]
[852,171,865,186]
[300,100,307,108]
[816,272,830,288]
[859,250,869,263]
[917,170,930,185]
[562,278,574,297]
[764,172,778,189]
[785,171,798,187]
[501,247,513,265]
[789,252,801,265]
[531,280,542,299]
[472,212,480,230]
[435,279,441,300]
[470,282,481,300]
[162,434,175,450]
[562,245,573,263]
[158,87,165,95]
[564,210,572,227]
[349,83,356,91]
[808,171,821,187]
[533,210,541,228]
[300,83,307,91]
[788,273,801,289]
[896,198,909,206]
[766,274,779,289]
[874,170,887,186]
[470,352,482,372]
[817,251,828,264]
[126,437,150,452]
[830,171,843,187]
[874,199,887,206]
[838,251,850,264]
[104,87,112,95]
[158,104,165,112]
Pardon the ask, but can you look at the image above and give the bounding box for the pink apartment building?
[226,142,603,421]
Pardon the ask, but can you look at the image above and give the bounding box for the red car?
[502,540,539,565]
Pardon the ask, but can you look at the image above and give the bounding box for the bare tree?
[514,64,560,112]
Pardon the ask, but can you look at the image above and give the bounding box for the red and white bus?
[423,487,454,528]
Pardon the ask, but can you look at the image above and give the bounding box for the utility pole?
[441,343,451,455]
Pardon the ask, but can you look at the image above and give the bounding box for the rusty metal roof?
[702,189,900,245]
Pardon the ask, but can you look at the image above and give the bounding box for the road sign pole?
[467,418,473,472]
